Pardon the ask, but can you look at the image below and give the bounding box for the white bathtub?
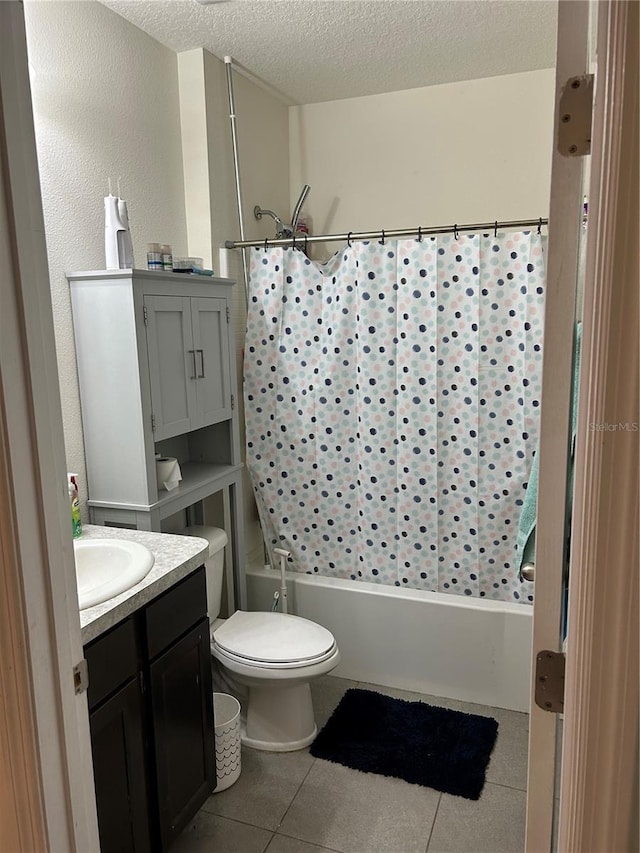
[246,568,533,712]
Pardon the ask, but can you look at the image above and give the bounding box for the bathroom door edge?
[557,3,639,852]
[526,2,640,851]
[0,5,100,851]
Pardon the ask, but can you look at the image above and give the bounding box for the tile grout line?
[261,830,277,852]
[270,753,350,853]
[274,752,318,831]
[484,779,528,794]
[273,828,346,853]
[199,761,318,835]
[269,682,348,849]
[424,792,442,853]
[197,810,276,833]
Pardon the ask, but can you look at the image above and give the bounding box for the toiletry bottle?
[68,473,82,538]
[160,244,173,272]
[147,243,162,271]
[295,213,312,237]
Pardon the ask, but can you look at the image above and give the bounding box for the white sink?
[74,538,155,610]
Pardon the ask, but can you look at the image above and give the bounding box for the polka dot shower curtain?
[244,232,545,603]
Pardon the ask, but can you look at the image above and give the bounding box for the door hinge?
[557,74,594,157]
[151,413,156,432]
[226,305,230,324]
[534,650,565,713]
[231,394,235,410]
[143,304,149,326]
[73,659,89,695]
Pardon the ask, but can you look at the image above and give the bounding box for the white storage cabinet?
[68,269,246,607]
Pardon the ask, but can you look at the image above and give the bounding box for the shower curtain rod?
[224,217,549,250]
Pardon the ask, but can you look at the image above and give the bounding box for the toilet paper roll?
[156,457,182,491]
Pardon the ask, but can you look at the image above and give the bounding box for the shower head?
[291,184,311,233]
[254,205,287,236]
[253,185,311,240]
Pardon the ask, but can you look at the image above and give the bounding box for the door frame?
[0,4,99,850]
[558,2,639,851]
[526,1,639,850]
[525,2,590,846]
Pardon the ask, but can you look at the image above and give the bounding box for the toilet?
[184,525,340,752]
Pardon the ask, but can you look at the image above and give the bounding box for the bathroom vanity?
[79,526,214,852]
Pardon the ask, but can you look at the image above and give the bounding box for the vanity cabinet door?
[89,678,151,853]
[190,296,232,428]
[148,617,215,851]
[144,294,197,441]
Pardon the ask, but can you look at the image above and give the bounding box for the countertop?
[79,524,209,644]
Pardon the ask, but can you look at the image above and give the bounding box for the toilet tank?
[182,526,228,620]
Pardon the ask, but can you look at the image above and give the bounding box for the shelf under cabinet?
[88,461,243,518]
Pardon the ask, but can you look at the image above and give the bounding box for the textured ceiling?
[100,0,558,105]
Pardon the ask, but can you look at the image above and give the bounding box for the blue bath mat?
[310,688,498,800]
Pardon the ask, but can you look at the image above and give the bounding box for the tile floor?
[173,676,528,853]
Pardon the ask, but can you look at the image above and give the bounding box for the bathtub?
[246,568,533,713]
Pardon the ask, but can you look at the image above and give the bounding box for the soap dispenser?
[68,473,82,539]
[104,194,134,269]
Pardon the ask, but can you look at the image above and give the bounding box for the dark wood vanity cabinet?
[145,569,216,849]
[89,676,151,853]
[84,567,215,852]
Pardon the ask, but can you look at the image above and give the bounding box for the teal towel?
[515,323,582,575]
[515,449,539,572]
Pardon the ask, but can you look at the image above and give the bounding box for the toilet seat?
[213,610,337,669]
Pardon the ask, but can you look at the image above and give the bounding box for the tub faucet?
[273,547,291,614]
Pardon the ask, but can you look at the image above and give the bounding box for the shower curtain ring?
[380,229,385,245]
[417,226,423,242]
[304,234,308,253]
[454,224,459,240]
[264,237,269,252]
[494,220,498,238]
[537,217,543,235]
[292,232,297,249]
[347,232,352,247]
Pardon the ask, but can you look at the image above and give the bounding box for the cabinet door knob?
[521,562,535,582]
[196,349,205,378]
[188,349,197,380]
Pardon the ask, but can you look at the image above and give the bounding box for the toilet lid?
[213,610,336,665]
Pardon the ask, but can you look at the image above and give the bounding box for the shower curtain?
[244,232,545,603]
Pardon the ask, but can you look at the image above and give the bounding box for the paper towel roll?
[156,457,182,491]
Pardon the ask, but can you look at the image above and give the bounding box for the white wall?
[290,69,555,244]
[24,0,188,503]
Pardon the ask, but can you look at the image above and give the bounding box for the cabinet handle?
[188,349,197,379]
[196,349,205,378]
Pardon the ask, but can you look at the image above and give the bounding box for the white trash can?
[213,693,241,792]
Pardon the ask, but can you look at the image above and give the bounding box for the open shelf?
[89,462,243,520]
